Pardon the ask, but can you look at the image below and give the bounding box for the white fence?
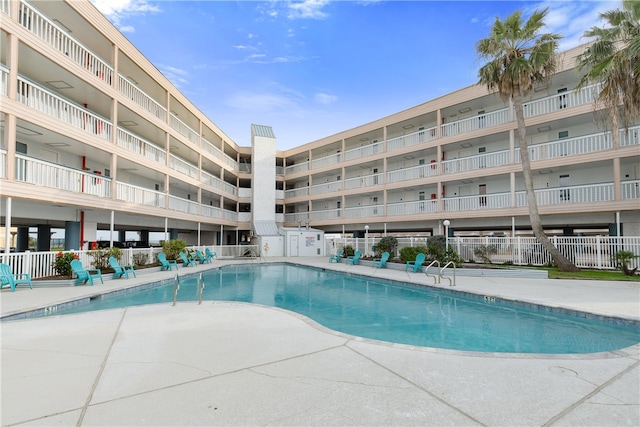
[326,236,640,271]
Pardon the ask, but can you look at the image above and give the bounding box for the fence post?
[596,235,602,269]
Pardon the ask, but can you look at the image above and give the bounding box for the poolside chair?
[0,263,33,292]
[346,250,362,265]
[179,251,197,267]
[157,253,178,271]
[108,256,136,279]
[371,252,390,269]
[329,248,343,263]
[195,250,212,264]
[405,252,426,272]
[205,248,217,260]
[70,259,103,286]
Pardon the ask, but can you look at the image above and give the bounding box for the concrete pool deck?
[1,257,639,426]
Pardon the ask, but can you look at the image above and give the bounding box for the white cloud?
[314,92,338,105]
[287,0,331,20]
[157,64,189,88]
[90,0,160,31]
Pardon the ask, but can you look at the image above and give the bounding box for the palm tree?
[476,8,579,272]
[577,0,640,150]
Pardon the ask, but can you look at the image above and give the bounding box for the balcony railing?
[168,195,200,214]
[310,208,341,221]
[285,187,309,198]
[620,125,640,147]
[169,113,199,144]
[443,192,511,211]
[516,131,612,162]
[621,180,640,199]
[17,75,112,141]
[344,141,383,161]
[116,182,165,207]
[344,205,383,218]
[118,75,166,121]
[223,209,238,221]
[201,204,223,218]
[387,163,438,183]
[516,182,614,207]
[284,212,309,223]
[201,170,224,191]
[311,152,341,170]
[387,126,437,151]
[0,149,6,179]
[310,181,342,195]
[169,154,199,179]
[202,137,237,169]
[443,150,510,174]
[523,83,601,117]
[0,64,7,96]
[441,108,509,137]
[285,161,309,175]
[16,154,111,198]
[386,199,438,216]
[19,1,114,85]
[117,128,166,165]
[344,173,382,190]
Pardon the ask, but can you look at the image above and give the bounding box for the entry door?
[289,235,299,256]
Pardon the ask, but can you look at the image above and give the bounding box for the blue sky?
[91,0,620,150]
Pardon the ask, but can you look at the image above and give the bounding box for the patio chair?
[205,248,217,260]
[70,259,103,286]
[157,253,178,271]
[329,248,343,263]
[0,263,33,292]
[179,251,197,267]
[346,250,362,265]
[371,252,390,268]
[108,256,136,279]
[405,252,426,273]
[195,250,212,264]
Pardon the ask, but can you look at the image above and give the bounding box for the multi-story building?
[1,0,639,253]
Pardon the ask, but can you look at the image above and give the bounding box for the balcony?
[344,205,384,219]
[285,187,309,198]
[441,108,509,137]
[117,128,166,165]
[344,141,383,161]
[169,113,199,145]
[310,181,342,195]
[311,152,341,170]
[119,75,166,121]
[310,208,341,221]
[442,150,511,174]
[169,154,199,179]
[387,199,438,216]
[344,173,382,190]
[516,182,614,207]
[387,126,437,151]
[387,163,438,183]
[0,64,8,96]
[116,182,165,208]
[285,161,309,175]
[523,83,602,117]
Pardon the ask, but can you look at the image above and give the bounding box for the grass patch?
[545,268,640,281]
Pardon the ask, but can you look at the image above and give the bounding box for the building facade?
[1,0,639,252]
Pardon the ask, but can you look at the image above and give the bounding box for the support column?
[16,226,29,252]
[64,221,81,251]
[37,225,51,252]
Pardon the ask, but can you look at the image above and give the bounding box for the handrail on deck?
[424,260,441,284]
[440,261,456,286]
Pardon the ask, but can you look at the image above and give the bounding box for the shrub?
[375,236,398,257]
[615,250,639,276]
[132,252,149,267]
[161,239,187,260]
[343,245,355,257]
[399,245,427,263]
[52,252,78,278]
[473,244,499,264]
[88,247,122,271]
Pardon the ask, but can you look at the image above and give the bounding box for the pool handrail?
[440,261,456,286]
[424,260,441,284]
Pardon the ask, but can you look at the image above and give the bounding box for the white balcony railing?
[309,208,341,221]
[169,113,199,144]
[0,64,8,96]
[223,181,237,196]
[387,163,438,183]
[0,149,6,179]
[344,141,383,161]
[118,75,166,121]
[284,212,309,223]
[443,192,511,211]
[285,187,309,198]
[117,128,166,164]
[441,108,509,137]
[19,1,114,85]
[168,195,200,214]
[310,181,342,195]
[516,131,611,162]
[15,154,111,198]
[386,200,438,216]
[311,152,341,170]
[201,204,223,218]
[17,76,112,141]
[387,126,438,151]
[223,209,238,221]
[169,154,199,179]
[344,205,383,218]
[516,183,614,207]
[620,125,640,147]
[442,150,510,174]
[523,83,602,117]
[201,170,224,191]
[285,161,309,175]
[116,182,165,207]
[344,173,383,190]
[621,180,640,199]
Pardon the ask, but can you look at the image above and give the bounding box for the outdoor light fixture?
[364,225,370,256]
[443,220,450,250]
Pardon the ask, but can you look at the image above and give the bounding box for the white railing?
[344,173,382,190]
[387,164,438,183]
[15,154,111,197]
[169,113,199,144]
[223,209,238,221]
[201,137,227,165]
[116,182,165,207]
[621,180,640,199]
[201,204,222,218]
[223,181,237,196]
[516,183,614,207]
[19,1,114,85]
[344,141,384,161]
[17,76,112,141]
[443,150,510,174]
[523,83,601,117]
[285,161,309,175]
[0,0,9,15]
[311,152,341,169]
[310,181,341,195]
[386,200,438,216]
[284,212,309,223]
[169,154,199,179]
[310,208,341,221]
[285,187,309,198]
[344,205,383,218]
[0,64,8,96]
[387,126,438,151]
[118,75,167,121]
[441,108,509,137]
[620,125,640,147]
[117,127,166,164]
[516,132,611,162]
[201,170,224,191]
[168,195,199,214]
[0,149,6,179]
[443,192,511,211]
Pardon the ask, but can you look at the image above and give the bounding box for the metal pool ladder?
[424,260,441,284]
[440,261,456,286]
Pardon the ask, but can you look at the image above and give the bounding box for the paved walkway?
[1,258,639,426]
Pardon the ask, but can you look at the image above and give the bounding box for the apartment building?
[1,0,639,253]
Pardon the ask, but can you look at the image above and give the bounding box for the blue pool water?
[52,264,638,354]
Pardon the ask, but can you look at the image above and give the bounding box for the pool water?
[57,264,639,354]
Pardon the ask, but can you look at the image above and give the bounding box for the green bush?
[399,245,427,263]
[52,251,78,278]
[343,245,355,257]
[161,239,187,260]
[615,250,639,276]
[375,236,398,257]
[89,247,122,270]
[132,252,149,267]
[474,244,498,264]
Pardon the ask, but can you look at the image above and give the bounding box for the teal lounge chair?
[0,263,33,292]
[108,256,136,279]
[346,250,362,265]
[195,250,212,264]
[205,248,217,260]
[157,253,178,271]
[70,259,103,286]
[329,248,343,263]
[405,252,426,272]
[179,251,197,267]
[372,252,390,268]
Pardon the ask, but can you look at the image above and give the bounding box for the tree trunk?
[513,90,580,272]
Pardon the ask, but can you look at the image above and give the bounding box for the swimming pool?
[43,264,640,354]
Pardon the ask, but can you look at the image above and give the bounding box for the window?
[558,130,569,156]
[478,146,486,168]
[558,88,567,109]
[478,110,486,128]
[479,184,487,206]
[559,174,570,201]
